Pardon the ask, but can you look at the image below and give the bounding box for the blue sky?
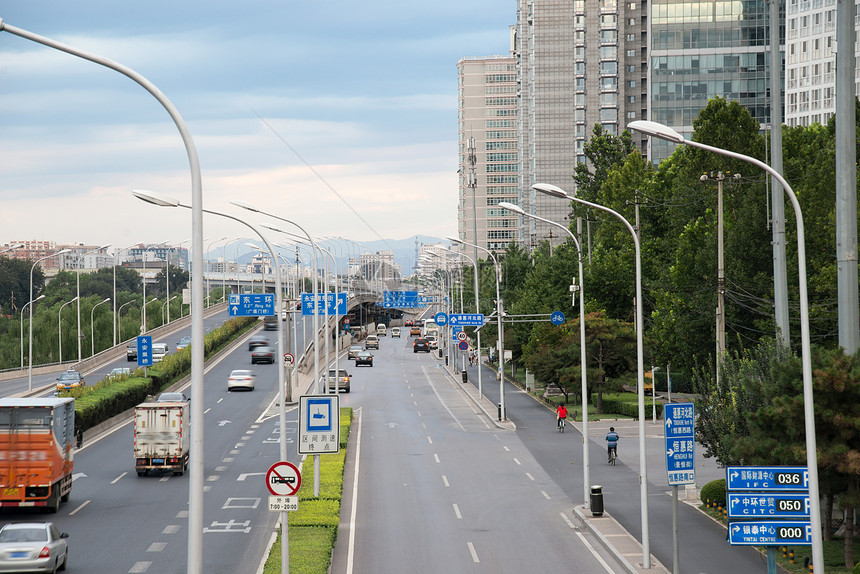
[0,1,514,249]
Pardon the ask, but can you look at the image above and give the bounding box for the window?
[628,80,636,87]
[600,46,618,59]
[600,92,618,106]
[626,49,637,57]
[627,2,636,9]
[628,64,637,72]
[627,111,637,119]
[601,14,617,26]
[600,30,617,43]
[627,34,636,41]
[628,95,636,103]
[600,108,617,122]
[600,61,618,75]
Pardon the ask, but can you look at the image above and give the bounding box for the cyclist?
[606,426,619,462]
[555,404,568,429]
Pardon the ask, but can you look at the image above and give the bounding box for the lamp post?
[446,236,507,421]
[140,296,157,329]
[532,181,651,566]
[117,299,136,343]
[628,119,825,572]
[133,189,286,574]
[140,244,167,335]
[497,201,592,509]
[30,249,70,392]
[113,245,136,347]
[76,244,111,362]
[162,295,178,324]
[440,246,483,398]
[58,296,78,366]
[0,243,24,255]
[90,297,110,357]
[205,237,227,305]
[21,294,45,370]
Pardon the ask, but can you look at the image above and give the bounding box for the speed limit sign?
[457,331,467,341]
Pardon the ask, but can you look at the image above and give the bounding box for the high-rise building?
[457,54,520,256]
[785,0,836,127]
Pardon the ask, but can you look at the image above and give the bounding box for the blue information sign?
[728,521,812,546]
[137,335,153,367]
[434,312,448,326]
[728,493,811,519]
[451,325,462,341]
[300,293,347,316]
[550,311,565,325]
[664,403,695,485]
[448,313,484,327]
[228,293,275,317]
[726,466,809,491]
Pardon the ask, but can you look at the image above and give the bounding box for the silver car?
[0,522,68,573]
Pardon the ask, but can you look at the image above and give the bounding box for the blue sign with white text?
[728,493,811,519]
[137,335,153,367]
[726,466,809,491]
[664,403,695,485]
[728,521,812,546]
[301,293,347,316]
[229,293,275,317]
[448,313,484,327]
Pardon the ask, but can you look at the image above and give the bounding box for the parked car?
[347,345,363,360]
[413,338,430,353]
[365,335,379,350]
[157,392,189,403]
[0,522,69,573]
[355,351,374,366]
[409,326,421,336]
[55,370,85,392]
[251,346,275,364]
[248,334,269,350]
[176,336,192,350]
[327,369,351,393]
[228,369,256,391]
[391,327,401,338]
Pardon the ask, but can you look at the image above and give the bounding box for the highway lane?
[0,316,310,573]
[330,331,625,573]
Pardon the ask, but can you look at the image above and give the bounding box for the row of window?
[486,74,517,83]
[486,120,516,128]
[486,141,516,151]
[652,27,770,50]
[487,231,517,240]
[486,108,517,117]
[487,152,518,161]
[487,163,518,173]
[652,53,767,76]
[486,97,518,106]
[486,195,517,205]
[486,85,516,95]
[652,1,747,25]
[487,175,517,184]
[486,130,516,140]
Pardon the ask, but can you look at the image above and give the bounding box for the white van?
[152,343,169,363]
[376,323,387,336]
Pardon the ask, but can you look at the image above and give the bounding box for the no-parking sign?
[266,461,301,496]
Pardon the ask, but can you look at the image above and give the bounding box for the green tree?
[0,257,44,316]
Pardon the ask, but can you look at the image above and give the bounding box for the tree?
[0,257,43,316]
[152,265,190,299]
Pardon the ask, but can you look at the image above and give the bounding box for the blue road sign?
[728,493,811,519]
[664,403,695,485]
[300,293,347,316]
[434,312,448,326]
[229,293,275,317]
[458,340,469,351]
[448,313,484,327]
[550,311,565,325]
[451,325,462,341]
[728,521,812,546]
[137,335,153,367]
[726,466,809,491]
[298,395,340,455]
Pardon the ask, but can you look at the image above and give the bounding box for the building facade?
[784,0,836,127]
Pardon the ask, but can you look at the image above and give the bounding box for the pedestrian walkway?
[573,506,670,574]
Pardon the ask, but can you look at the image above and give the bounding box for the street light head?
[132,189,181,208]
[497,201,525,216]
[102,297,111,303]
[627,120,685,144]
[230,200,259,213]
[34,294,45,302]
[532,182,571,199]
[700,174,709,182]
[446,236,462,245]
[55,249,72,256]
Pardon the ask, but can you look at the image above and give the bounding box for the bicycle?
[608,447,617,465]
[557,417,565,432]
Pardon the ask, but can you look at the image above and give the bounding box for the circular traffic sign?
[458,340,469,351]
[283,352,295,366]
[434,312,448,326]
[266,461,301,496]
[457,331,467,341]
[550,311,566,326]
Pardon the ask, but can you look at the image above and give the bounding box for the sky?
[0,1,515,252]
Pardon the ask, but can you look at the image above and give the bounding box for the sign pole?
[672,485,679,574]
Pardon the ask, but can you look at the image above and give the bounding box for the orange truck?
[0,398,75,513]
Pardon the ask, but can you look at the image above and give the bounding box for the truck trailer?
[0,398,75,513]
[133,401,190,476]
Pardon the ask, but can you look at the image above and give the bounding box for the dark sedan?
[413,338,430,353]
[355,351,373,367]
[251,346,275,364]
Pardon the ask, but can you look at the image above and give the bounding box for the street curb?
[573,505,670,574]
[442,366,515,431]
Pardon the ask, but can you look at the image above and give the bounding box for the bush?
[700,478,727,508]
[593,392,663,419]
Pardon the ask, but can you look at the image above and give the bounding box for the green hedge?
[593,392,663,419]
[700,479,727,508]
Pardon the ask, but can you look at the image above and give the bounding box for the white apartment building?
[784,0,837,127]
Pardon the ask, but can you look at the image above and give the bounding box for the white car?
[152,343,169,363]
[228,369,256,391]
[391,327,401,338]
[110,367,131,378]
[0,522,69,573]
[426,335,438,350]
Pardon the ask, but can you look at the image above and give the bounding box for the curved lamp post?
[627,119,824,572]
[440,246,483,399]
[532,181,650,567]
[30,249,70,391]
[90,297,110,356]
[117,299,136,342]
[162,295,177,325]
[21,294,45,370]
[76,244,110,362]
[498,201,591,509]
[58,296,78,366]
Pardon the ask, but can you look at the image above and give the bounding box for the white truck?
[133,401,190,476]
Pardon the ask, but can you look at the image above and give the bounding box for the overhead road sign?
[229,293,275,316]
[266,461,301,496]
[298,395,341,454]
[137,335,153,367]
[448,313,484,327]
[726,466,809,491]
[728,493,811,519]
[382,290,420,308]
[300,293,347,316]
[728,521,812,546]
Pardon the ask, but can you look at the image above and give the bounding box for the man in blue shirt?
[606,427,619,463]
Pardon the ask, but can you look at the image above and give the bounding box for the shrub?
[700,478,727,508]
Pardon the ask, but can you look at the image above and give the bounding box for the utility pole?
[467,137,479,265]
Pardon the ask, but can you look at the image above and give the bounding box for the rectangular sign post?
[137,335,153,367]
[298,395,341,454]
[728,521,813,546]
[228,293,275,317]
[727,493,811,519]
[664,403,696,485]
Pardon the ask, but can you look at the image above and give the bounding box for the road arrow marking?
[218,420,232,427]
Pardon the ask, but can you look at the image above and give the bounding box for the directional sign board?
[266,461,301,496]
[298,395,341,454]
[434,312,448,326]
[726,466,809,491]
[448,313,484,327]
[300,293,347,316]
[664,402,695,485]
[451,325,463,341]
[728,521,812,546]
[728,493,811,519]
[229,293,275,317]
[550,311,566,325]
[137,335,153,367]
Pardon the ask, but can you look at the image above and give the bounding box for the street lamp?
[58,296,78,366]
[162,295,178,324]
[532,181,651,566]
[440,246,483,398]
[140,296,157,329]
[30,249,71,392]
[206,237,228,304]
[497,201,592,509]
[21,294,45,369]
[1,243,23,255]
[628,119,825,571]
[76,244,111,362]
[446,236,508,421]
[90,297,110,357]
[117,299,136,342]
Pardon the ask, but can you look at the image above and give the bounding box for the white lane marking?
[207,475,220,482]
[129,562,152,573]
[453,503,462,519]
[204,408,211,414]
[513,458,522,466]
[434,454,440,463]
[346,407,364,574]
[413,401,418,406]
[111,472,127,484]
[176,510,188,518]
[427,436,433,444]
[215,466,228,472]
[417,410,423,417]
[147,542,167,552]
[442,475,449,487]
[503,446,510,451]
[421,366,466,430]
[159,476,170,482]
[541,490,551,500]
[526,473,535,481]
[217,398,224,403]
[162,525,180,534]
[561,513,576,529]
[467,542,480,563]
[68,500,90,516]
[575,529,615,573]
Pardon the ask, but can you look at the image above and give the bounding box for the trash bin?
[445,354,448,365]
[590,485,604,516]
[461,371,468,384]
